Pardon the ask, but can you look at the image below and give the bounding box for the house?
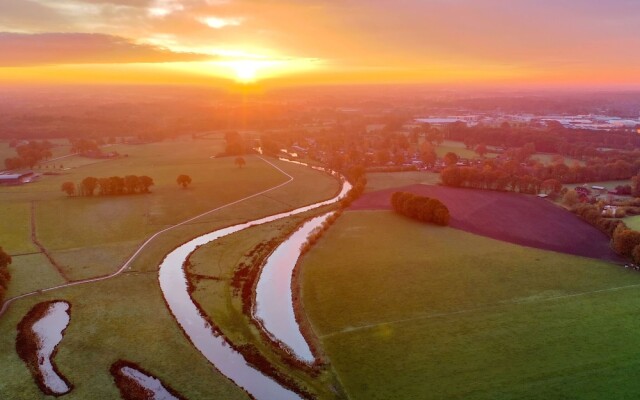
[0,171,38,185]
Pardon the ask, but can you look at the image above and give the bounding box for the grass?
[0,201,36,255]
[531,153,585,166]
[623,215,640,231]
[0,140,343,399]
[5,254,66,299]
[300,210,640,399]
[365,171,440,192]
[0,273,249,400]
[1,135,337,285]
[436,140,498,159]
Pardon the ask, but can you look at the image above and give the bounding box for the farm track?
[0,156,295,317]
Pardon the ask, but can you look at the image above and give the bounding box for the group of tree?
[571,204,640,264]
[61,175,154,196]
[391,192,451,226]
[441,154,640,195]
[4,141,53,170]
[69,138,99,154]
[441,166,545,194]
[0,247,11,304]
[223,131,247,156]
[446,122,640,154]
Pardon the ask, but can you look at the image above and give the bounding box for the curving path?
[0,156,297,317]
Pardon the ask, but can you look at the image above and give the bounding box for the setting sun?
[228,60,261,83]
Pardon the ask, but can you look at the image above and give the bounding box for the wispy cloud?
[0,32,214,66]
[198,16,244,29]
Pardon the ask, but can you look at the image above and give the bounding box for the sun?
[228,60,261,83]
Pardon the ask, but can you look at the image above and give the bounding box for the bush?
[391,192,450,226]
[612,229,640,258]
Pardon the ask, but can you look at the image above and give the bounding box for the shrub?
[391,191,450,226]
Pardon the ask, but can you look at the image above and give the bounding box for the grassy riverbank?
[300,211,640,399]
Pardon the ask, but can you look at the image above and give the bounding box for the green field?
[435,140,498,159]
[365,171,440,192]
[0,136,342,399]
[623,215,640,231]
[1,136,338,282]
[300,211,640,399]
[531,153,585,166]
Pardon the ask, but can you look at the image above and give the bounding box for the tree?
[541,179,562,194]
[0,246,12,302]
[81,177,98,196]
[563,189,580,206]
[443,152,459,167]
[419,142,437,167]
[235,156,246,169]
[475,144,488,157]
[61,182,76,197]
[139,176,154,193]
[124,175,140,194]
[613,229,640,258]
[177,174,192,188]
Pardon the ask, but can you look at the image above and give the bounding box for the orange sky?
[1,0,640,88]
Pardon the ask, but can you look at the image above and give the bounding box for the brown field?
[352,184,622,262]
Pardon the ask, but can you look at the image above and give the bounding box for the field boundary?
[0,156,296,317]
[30,200,70,282]
[320,282,640,339]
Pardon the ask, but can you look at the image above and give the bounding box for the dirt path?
[0,156,296,317]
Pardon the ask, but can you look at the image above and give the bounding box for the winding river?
[158,158,351,399]
[254,211,336,363]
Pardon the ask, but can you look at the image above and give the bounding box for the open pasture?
[300,211,640,399]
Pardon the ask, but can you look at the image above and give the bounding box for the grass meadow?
[0,135,341,399]
[365,171,441,192]
[300,211,640,399]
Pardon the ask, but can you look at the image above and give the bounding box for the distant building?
[0,171,38,185]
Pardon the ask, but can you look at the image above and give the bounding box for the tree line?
[441,159,640,195]
[571,204,640,264]
[0,247,12,305]
[446,122,640,154]
[61,175,154,196]
[391,192,451,226]
[4,141,53,170]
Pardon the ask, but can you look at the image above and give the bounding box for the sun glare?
[229,60,261,83]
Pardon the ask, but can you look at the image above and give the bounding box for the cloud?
[198,16,244,29]
[0,32,215,66]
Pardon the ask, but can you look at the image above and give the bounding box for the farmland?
[352,184,621,262]
[300,211,640,399]
[0,135,341,399]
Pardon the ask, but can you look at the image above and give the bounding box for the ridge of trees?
[61,175,154,197]
[0,247,12,304]
[391,192,451,226]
